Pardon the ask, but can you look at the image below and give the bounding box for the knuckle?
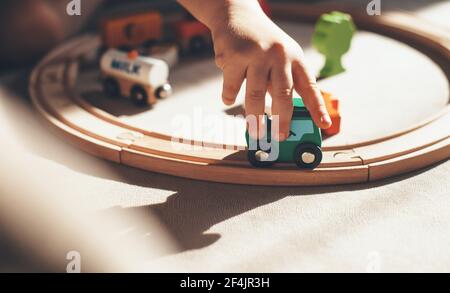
[317,104,328,113]
[309,103,327,115]
[273,87,293,100]
[268,42,288,60]
[299,81,319,93]
[309,82,320,91]
[247,89,266,101]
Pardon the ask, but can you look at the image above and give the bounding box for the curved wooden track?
[29,4,450,186]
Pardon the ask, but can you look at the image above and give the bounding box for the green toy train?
[246,97,323,169]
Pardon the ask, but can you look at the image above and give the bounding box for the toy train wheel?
[294,143,322,169]
[103,78,120,98]
[131,86,148,106]
[247,149,276,168]
[155,84,173,99]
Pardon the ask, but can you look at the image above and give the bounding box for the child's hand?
[178,0,332,140]
[213,1,331,140]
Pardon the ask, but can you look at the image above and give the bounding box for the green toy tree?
[313,11,356,78]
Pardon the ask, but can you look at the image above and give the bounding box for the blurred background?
[1,0,446,69]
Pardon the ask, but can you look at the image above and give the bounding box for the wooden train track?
[29,4,450,186]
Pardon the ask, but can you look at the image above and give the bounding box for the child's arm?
[177,0,331,140]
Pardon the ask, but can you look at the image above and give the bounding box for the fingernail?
[278,132,287,141]
[321,114,332,125]
[222,97,234,105]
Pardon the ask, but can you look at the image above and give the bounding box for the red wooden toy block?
[321,91,342,136]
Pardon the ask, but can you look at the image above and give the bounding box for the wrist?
[207,0,265,33]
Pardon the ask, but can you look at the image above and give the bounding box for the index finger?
[292,60,331,129]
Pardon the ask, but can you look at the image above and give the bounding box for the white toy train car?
[100,49,172,106]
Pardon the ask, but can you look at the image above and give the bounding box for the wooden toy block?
[100,11,163,50]
[313,11,356,78]
[321,90,341,136]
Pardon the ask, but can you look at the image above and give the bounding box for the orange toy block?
[321,91,341,136]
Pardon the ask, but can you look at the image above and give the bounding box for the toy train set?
[246,97,323,169]
[100,10,211,56]
[29,1,450,185]
[100,49,172,106]
[98,4,344,170]
[97,7,213,106]
[95,1,344,169]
